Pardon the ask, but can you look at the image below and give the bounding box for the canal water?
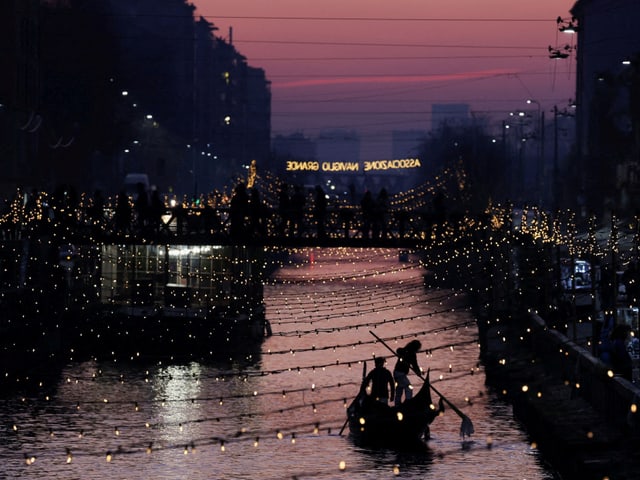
[0,248,559,479]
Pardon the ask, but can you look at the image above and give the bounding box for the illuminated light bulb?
[291,433,296,444]
[587,431,594,439]
[106,451,112,462]
[396,412,404,421]
[607,370,615,378]
[276,431,283,440]
[114,427,120,436]
[339,460,346,471]
[220,440,226,452]
[631,404,638,414]
[522,385,529,392]
[393,464,400,475]
[254,437,259,447]
[359,417,366,425]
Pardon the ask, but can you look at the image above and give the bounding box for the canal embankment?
[419,215,640,478]
[482,312,640,479]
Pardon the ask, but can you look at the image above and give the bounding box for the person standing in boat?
[393,339,422,406]
[363,356,395,404]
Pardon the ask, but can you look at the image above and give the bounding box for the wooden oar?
[369,330,474,439]
[338,361,367,436]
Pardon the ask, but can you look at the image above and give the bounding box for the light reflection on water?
[0,248,559,479]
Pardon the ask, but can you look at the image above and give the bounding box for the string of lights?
[270,316,476,339]
[3,162,639,479]
[268,298,466,328]
[31,336,478,387]
[265,274,432,305]
[9,424,540,479]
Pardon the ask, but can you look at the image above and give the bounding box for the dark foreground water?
[0,248,558,479]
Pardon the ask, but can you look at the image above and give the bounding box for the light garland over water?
[2,171,639,478]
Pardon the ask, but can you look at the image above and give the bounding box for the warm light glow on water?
[0,248,557,479]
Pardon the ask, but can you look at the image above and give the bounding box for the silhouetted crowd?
[0,182,422,244]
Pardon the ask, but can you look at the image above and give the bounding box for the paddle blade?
[460,416,474,439]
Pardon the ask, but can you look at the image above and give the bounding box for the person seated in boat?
[393,339,422,406]
[362,356,395,405]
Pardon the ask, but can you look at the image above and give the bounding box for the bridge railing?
[152,205,447,243]
[2,203,458,247]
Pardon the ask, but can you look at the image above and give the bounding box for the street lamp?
[506,111,529,203]
[552,104,576,212]
[548,45,573,59]
[557,16,579,34]
[526,100,544,206]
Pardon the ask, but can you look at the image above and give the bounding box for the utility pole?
[539,110,545,207]
[553,105,559,212]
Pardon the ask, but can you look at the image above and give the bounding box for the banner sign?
[285,158,422,172]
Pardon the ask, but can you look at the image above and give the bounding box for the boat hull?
[347,379,437,448]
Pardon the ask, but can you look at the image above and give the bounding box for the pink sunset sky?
[191,0,578,159]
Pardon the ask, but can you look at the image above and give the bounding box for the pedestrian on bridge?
[360,190,375,239]
[114,190,131,234]
[230,182,249,241]
[314,185,327,241]
[277,183,290,236]
[290,185,306,238]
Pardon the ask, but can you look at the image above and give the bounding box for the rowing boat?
[346,372,440,448]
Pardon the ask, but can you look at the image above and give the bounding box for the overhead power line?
[199,15,556,23]
[253,55,546,61]
[62,11,559,23]
[236,39,543,49]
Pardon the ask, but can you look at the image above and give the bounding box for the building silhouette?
[571,0,640,216]
[0,0,42,194]
[0,0,271,197]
